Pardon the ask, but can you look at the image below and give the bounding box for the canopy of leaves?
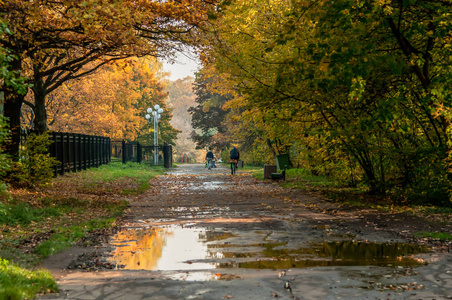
[189,66,233,152]
[22,57,180,144]
[197,0,452,205]
[0,0,216,157]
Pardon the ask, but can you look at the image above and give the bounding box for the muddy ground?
[39,164,452,300]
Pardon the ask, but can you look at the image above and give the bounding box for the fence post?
[67,133,71,172]
[89,135,93,169]
[87,135,91,169]
[97,136,100,167]
[97,136,101,167]
[137,142,142,164]
[101,137,105,165]
[163,144,172,168]
[92,135,96,167]
[77,134,81,171]
[59,133,65,175]
[107,138,111,164]
[99,137,102,166]
[97,136,101,166]
[122,140,126,164]
[51,132,58,177]
[81,134,86,170]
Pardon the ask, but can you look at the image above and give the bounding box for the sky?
[162,51,201,81]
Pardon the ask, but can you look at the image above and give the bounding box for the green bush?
[0,116,12,200]
[8,132,57,188]
[221,149,229,164]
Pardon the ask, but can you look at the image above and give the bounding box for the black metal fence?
[115,140,172,168]
[48,132,111,176]
[20,131,173,175]
[20,130,111,176]
[111,140,123,161]
[111,141,149,163]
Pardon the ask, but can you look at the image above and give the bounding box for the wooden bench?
[270,166,286,180]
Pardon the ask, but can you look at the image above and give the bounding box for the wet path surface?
[40,164,452,299]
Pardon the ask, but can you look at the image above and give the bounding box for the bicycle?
[207,158,213,170]
[230,159,238,175]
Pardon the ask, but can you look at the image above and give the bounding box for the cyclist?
[205,147,214,170]
[230,146,240,175]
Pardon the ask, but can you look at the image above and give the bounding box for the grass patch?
[67,161,163,195]
[0,202,61,226]
[239,165,263,176]
[0,258,58,300]
[0,161,162,297]
[415,231,452,240]
[241,165,263,171]
[252,171,265,180]
[419,206,452,214]
[258,167,451,227]
[252,167,342,190]
[34,218,116,258]
[78,161,162,183]
[283,168,343,189]
[0,248,41,269]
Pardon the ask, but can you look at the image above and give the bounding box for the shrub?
[0,116,12,200]
[8,132,57,188]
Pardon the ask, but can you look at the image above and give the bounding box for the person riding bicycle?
[230,146,240,174]
[206,147,214,170]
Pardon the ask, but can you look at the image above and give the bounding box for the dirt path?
[40,164,452,299]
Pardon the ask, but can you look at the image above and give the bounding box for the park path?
[40,164,452,300]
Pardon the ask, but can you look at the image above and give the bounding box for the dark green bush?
[0,116,12,200]
[7,132,57,188]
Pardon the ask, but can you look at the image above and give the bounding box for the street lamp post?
[145,104,164,165]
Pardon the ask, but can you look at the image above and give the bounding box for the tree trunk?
[3,57,25,161]
[285,144,293,167]
[266,139,277,163]
[32,76,49,134]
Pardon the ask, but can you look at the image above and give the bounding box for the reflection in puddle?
[189,181,228,190]
[166,271,218,281]
[166,207,200,212]
[109,226,234,271]
[109,225,429,273]
[157,206,234,219]
[218,240,429,269]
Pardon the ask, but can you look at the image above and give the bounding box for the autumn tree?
[189,66,232,153]
[0,19,28,196]
[0,0,215,159]
[166,76,205,162]
[201,0,452,204]
[24,57,180,145]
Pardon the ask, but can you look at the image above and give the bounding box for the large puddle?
[109,226,233,271]
[108,225,429,272]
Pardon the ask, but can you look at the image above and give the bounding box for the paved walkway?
[39,164,452,300]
